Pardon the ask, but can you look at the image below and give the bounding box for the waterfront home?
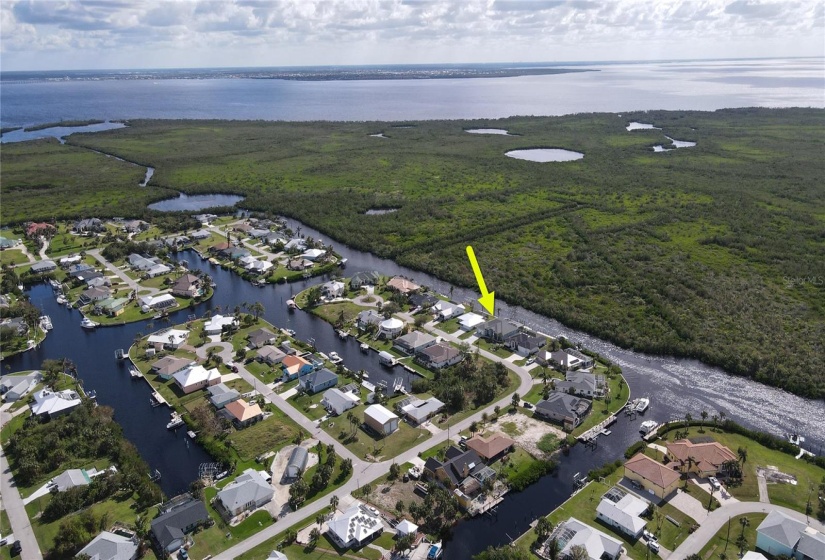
[95,297,129,317]
[284,238,307,252]
[623,453,681,499]
[164,236,190,250]
[378,351,395,366]
[756,510,825,560]
[150,498,210,555]
[77,530,138,560]
[247,328,276,349]
[281,355,313,381]
[86,276,111,289]
[476,318,520,343]
[208,383,241,409]
[350,270,381,289]
[321,280,345,298]
[666,439,738,477]
[395,519,418,537]
[121,219,149,233]
[257,345,287,365]
[203,314,238,335]
[73,218,105,233]
[139,293,178,312]
[357,309,383,329]
[209,241,231,254]
[0,317,28,335]
[30,260,57,274]
[364,404,399,435]
[225,247,251,261]
[151,356,192,380]
[596,490,649,539]
[233,223,254,234]
[416,342,463,370]
[322,387,360,416]
[26,222,56,238]
[555,371,605,399]
[386,276,420,294]
[173,364,221,394]
[458,312,486,331]
[432,300,465,320]
[263,232,286,246]
[300,368,338,394]
[394,330,438,355]
[568,349,594,369]
[194,213,218,224]
[215,468,274,520]
[398,396,445,425]
[248,228,271,239]
[379,317,405,339]
[286,446,308,478]
[68,263,95,277]
[534,392,591,430]
[147,328,189,350]
[547,517,623,560]
[423,446,496,495]
[465,433,516,462]
[0,371,42,402]
[301,248,325,261]
[224,399,264,428]
[170,273,202,298]
[409,292,439,309]
[128,254,170,277]
[505,332,546,356]
[327,502,383,549]
[245,258,273,274]
[30,388,82,418]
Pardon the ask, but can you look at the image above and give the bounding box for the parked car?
[648,541,660,553]
[708,476,721,490]
[643,530,655,541]
[10,541,21,557]
[523,402,533,409]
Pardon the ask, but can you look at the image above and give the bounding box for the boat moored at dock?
[80,317,99,329]
[639,420,658,435]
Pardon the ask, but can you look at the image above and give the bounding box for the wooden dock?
[577,410,621,443]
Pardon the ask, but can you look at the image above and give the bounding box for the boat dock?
[577,409,621,443]
[127,353,169,407]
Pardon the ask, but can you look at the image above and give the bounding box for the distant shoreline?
[1,66,596,84]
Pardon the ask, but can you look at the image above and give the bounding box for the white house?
[553,517,623,560]
[30,388,82,418]
[364,404,399,435]
[327,502,383,549]
[301,248,325,261]
[595,493,649,538]
[147,328,189,349]
[173,365,221,394]
[1,371,43,402]
[321,281,345,298]
[139,293,178,312]
[215,469,274,520]
[203,314,238,335]
[379,317,404,339]
[756,510,825,560]
[322,387,360,416]
[432,300,465,320]
[457,312,486,331]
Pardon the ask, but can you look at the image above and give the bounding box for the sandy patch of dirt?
[369,477,424,515]
[266,439,319,517]
[492,412,565,458]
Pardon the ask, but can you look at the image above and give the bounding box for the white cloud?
[0,0,822,70]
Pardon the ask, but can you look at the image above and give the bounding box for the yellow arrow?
[466,245,495,315]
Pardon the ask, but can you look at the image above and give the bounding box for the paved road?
[1,409,44,560]
[87,249,160,296]
[669,501,825,560]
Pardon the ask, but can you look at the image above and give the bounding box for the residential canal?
[3,215,823,560]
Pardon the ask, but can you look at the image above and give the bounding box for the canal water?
[3,215,823,559]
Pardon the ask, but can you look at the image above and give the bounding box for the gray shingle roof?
[216,469,274,513]
[78,531,138,560]
[150,499,210,550]
[756,510,808,548]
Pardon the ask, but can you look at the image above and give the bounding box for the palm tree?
[330,495,339,511]
[309,527,321,546]
[546,537,561,560]
[738,446,748,467]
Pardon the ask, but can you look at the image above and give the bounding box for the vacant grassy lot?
[3,110,824,398]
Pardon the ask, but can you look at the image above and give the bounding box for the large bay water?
[1,59,823,126]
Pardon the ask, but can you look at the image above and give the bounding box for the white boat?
[600,429,612,436]
[115,348,126,360]
[129,367,142,379]
[80,317,99,329]
[360,343,370,352]
[286,299,297,310]
[634,397,650,413]
[285,329,296,337]
[167,413,184,429]
[639,420,658,435]
[39,315,53,330]
[339,258,348,267]
[329,352,343,364]
[49,279,61,289]
[56,294,68,305]
[337,330,349,340]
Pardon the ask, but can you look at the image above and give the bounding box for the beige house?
[624,453,681,499]
[666,439,738,477]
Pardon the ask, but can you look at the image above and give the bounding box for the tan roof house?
[666,439,738,477]
[624,453,681,499]
[225,399,264,428]
[465,433,516,462]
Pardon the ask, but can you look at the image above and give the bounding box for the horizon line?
[2,55,822,74]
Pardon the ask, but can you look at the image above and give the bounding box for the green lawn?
[657,426,825,513]
[0,249,28,266]
[327,419,429,461]
[237,532,383,560]
[227,407,303,462]
[698,513,767,560]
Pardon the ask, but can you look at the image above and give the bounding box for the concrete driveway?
[666,488,708,522]
[690,476,739,506]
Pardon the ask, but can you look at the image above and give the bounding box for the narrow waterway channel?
[3,215,822,560]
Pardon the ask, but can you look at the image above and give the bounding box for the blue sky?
[1,0,823,71]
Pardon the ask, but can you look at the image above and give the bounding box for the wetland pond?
[505,148,584,162]
[148,193,245,212]
[465,128,514,135]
